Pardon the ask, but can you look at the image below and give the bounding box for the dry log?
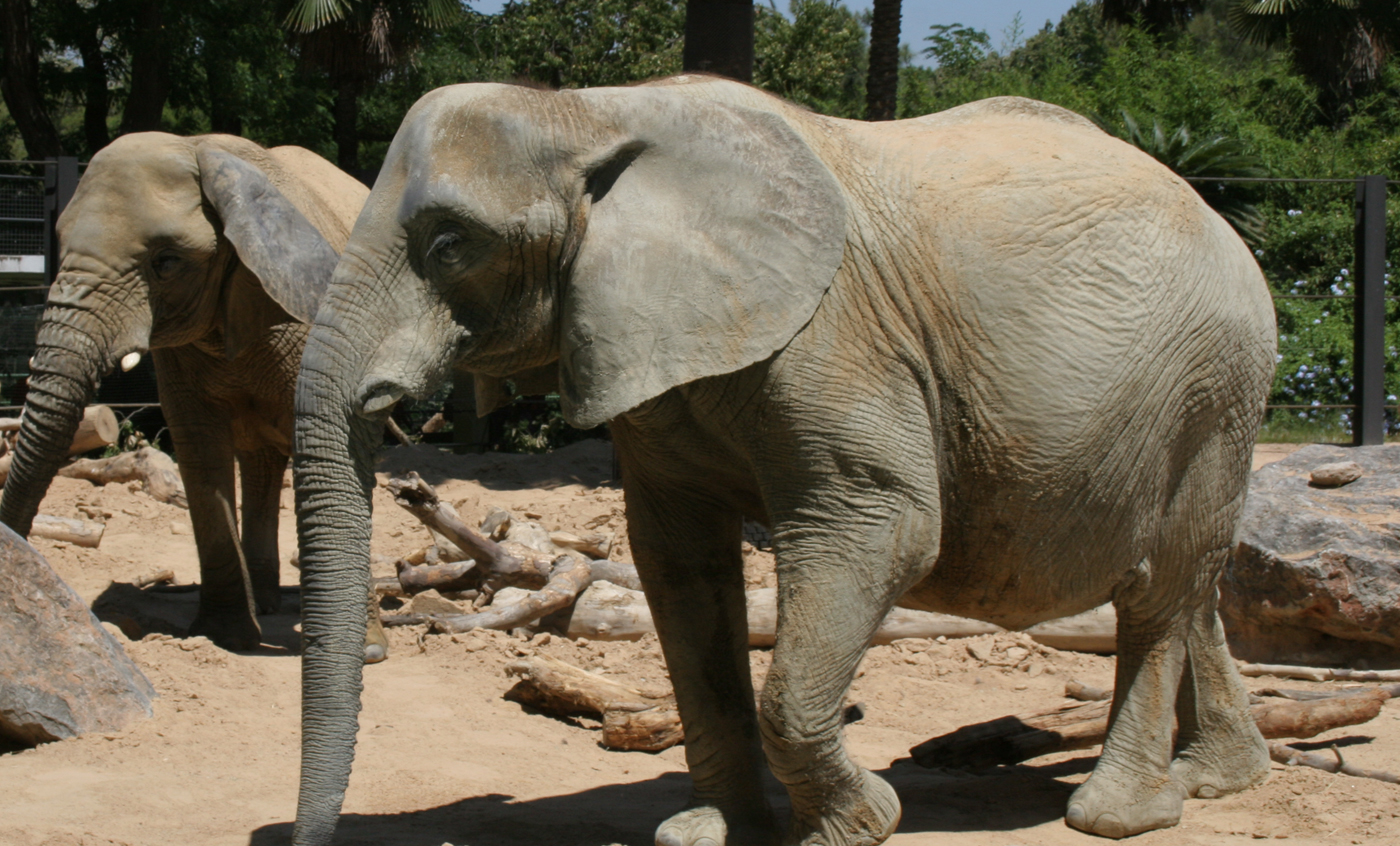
[395,557,479,595]
[69,405,119,455]
[565,583,1116,651]
[29,514,104,548]
[1240,663,1400,683]
[1065,680,1112,701]
[372,575,407,597]
[0,416,20,432]
[420,412,447,435]
[132,570,175,588]
[603,705,684,752]
[1254,684,1400,702]
[1268,741,1400,784]
[550,530,612,559]
[504,653,666,716]
[58,447,187,508]
[384,416,413,447]
[401,556,592,634]
[384,472,546,591]
[0,523,155,745]
[909,688,1389,770]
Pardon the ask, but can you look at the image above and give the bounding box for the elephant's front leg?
[759,500,934,846]
[623,476,779,846]
[236,445,287,614]
[154,350,260,651]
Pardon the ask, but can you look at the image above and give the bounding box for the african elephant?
[290,77,1276,844]
[0,132,388,660]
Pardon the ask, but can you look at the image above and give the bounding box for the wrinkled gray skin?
[0,133,387,660]
[292,77,1277,845]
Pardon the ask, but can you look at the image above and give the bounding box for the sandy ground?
[3,439,1398,846]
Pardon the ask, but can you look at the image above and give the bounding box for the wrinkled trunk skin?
[291,292,391,845]
[0,309,107,536]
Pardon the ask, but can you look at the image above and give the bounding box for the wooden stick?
[1268,741,1400,784]
[0,417,20,432]
[58,447,186,508]
[1065,680,1112,701]
[132,570,175,588]
[1240,663,1400,683]
[383,472,545,591]
[504,654,667,716]
[68,405,119,455]
[423,556,592,635]
[909,689,1390,770]
[1255,684,1400,702]
[30,514,104,548]
[384,417,413,447]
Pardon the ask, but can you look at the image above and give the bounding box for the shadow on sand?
[248,757,1084,845]
[90,582,303,656]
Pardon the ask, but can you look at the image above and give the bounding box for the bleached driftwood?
[504,654,681,752]
[564,583,1117,651]
[58,447,186,508]
[1065,680,1112,702]
[909,687,1390,769]
[1240,663,1400,683]
[132,569,175,588]
[0,406,120,486]
[29,514,104,548]
[1253,684,1400,702]
[1269,741,1400,784]
[384,556,593,633]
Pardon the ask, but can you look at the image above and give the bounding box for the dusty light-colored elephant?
[290,77,1277,845]
[0,132,388,660]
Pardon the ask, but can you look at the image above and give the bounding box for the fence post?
[1353,174,1388,446]
[42,156,80,284]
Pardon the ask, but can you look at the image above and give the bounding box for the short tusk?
[120,352,142,372]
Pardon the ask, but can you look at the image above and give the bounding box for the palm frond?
[285,0,353,33]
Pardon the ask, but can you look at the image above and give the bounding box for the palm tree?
[284,0,459,170]
[865,0,900,121]
[683,0,755,81]
[1099,0,1206,32]
[1118,110,1268,243]
[1229,0,1399,121]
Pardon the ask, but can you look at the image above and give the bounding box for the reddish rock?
[1224,444,1400,667]
[0,523,155,745]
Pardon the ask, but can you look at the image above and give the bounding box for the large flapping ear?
[196,146,341,326]
[558,89,848,429]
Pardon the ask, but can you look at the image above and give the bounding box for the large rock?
[1223,444,1400,667]
[0,523,155,745]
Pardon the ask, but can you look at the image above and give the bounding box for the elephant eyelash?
[150,250,183,277]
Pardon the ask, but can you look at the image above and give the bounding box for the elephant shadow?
[245,757,1082,845]
[91,582,302,655]
[373,440,619,491]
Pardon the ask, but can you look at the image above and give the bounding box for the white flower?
[1340,268,1349,276]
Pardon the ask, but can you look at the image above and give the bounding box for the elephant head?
[0,133,343,537]
[290,82,847,843]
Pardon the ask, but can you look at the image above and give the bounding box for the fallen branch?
[388,556,592,635]
[58,447,186,508]
[909,689,1390,770]
[1240,663,1400,683]
[383,472,546,591]
[384,416,413,447]
[1065,680,1111,702]
[504,653,679,752]
[29,514,104,548]
[1268,741,1400,784]
[1255,684,1400,702]
[132,570,175,588]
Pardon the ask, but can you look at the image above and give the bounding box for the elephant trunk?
[0,307,108,535]
[290,290,396,846]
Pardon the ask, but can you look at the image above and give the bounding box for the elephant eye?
[150,250,183,278]
[425,222,490,272]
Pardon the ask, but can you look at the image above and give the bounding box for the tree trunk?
[120,0,170,134]
[72,6,112,154]
[0,0,64,158]
[682,0,754,82]
[334,82,360,170]
[865,0,902,121]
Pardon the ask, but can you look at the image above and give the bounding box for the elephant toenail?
[1065,803,1088,832]
[1094,813,1128,839]
[1197,784,1219,799]
[363,644,387,664]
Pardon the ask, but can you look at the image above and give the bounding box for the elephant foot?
[189,607,262,652]
[363,622,390,664]
[789,768,900,846]
[1170,729,1270,799]
[1066,764,1183,839]
[253,587,281,616]
[656,805,778,846]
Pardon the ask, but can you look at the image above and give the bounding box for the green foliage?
[921,24,991,72]
[754,1,868,118]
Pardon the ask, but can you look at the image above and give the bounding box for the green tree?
[1099,0,1206,32]
[489,0,684,89]
[754,0,867,118]
[922,24,991,72]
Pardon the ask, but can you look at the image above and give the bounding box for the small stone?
[1014,683,1029,690]
[169,521,191,535]
[1309,461,1363,488]
[534,632,551,646]
[1005,646,1030,663]
[524,511,543,519]
[408,589,462,616]
[966,643,990,662]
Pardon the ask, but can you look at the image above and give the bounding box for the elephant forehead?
[60,134,209,251]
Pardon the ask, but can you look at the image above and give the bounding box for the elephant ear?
[196,146,340,327]
[559,90,848,429]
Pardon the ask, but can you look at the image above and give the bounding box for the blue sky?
[468,1,1085,68]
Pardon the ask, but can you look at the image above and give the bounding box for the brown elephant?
[0,133,387,659]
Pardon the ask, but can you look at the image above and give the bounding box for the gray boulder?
[1222,443,1400,668]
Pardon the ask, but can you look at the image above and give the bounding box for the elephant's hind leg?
[1170,588,1270,799]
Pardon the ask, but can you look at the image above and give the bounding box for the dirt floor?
[4,439,1399,846]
